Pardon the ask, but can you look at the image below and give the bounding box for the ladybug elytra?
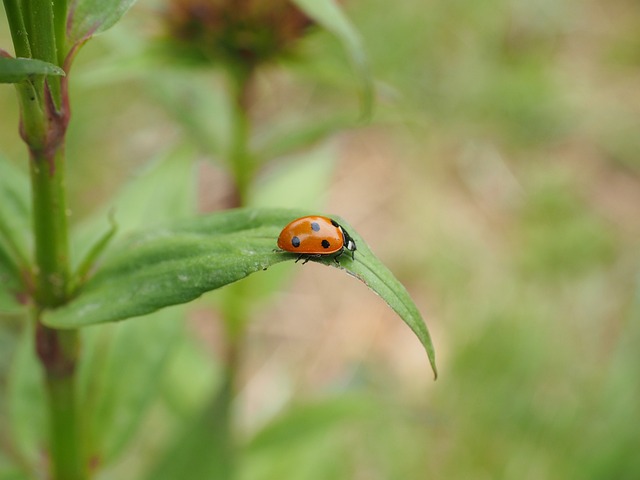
[277,216,357,264]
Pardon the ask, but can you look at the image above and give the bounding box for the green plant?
[0,0,435,478]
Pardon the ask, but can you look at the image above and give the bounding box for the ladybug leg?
[295,255,312,265]
[333,250,343,265]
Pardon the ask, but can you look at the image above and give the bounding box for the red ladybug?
[277,216,357,264]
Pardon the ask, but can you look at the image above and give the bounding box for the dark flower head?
[165,0,314,70]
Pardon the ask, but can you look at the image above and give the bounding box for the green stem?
[25,95,81,480]
[29,147,70,306]
[30,146,83,480]
[227,68,254,206]
[209,68,255,478]
[8,0,82,476]
[47,375,83,479]
[35,322,85,480]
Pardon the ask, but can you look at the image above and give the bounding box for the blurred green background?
[1,0,640,478]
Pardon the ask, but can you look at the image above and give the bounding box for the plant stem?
[29,139,83,480]
[208,67,255,479]
[35,322,85,480]
[47,374,83,479]
[228,68,253,206]
[7,0,83,475]
[28,131,84,480]
[30,147,70,306]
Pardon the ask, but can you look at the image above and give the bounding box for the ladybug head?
[342,230,357,260]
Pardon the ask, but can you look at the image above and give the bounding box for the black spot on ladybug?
[311,222,320,232]
[321,239,330,249]
[330,219,339,228]
[291,236,301,248]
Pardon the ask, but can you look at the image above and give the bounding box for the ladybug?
[277,216,357,264]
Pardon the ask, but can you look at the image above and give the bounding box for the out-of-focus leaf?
[242,425,352,480]
[151,73,230,160]
[159,332,217,418]
[253,115,354,163]
[0,158,30,313]
[0,58,65,83]
[0,247,21,312]
[78,308,184,464]
[71,148,197,269]
[66,0,138,46]
[144,372,234,480]
[250,146,336,210]
[292,0,373,118]
[246,395,377,453]
[0,461,31,480]
[7,327,47,471]
[0,328,23,480]
[45,208,437,377]
[0,158,30,253]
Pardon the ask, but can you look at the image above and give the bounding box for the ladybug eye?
[311,222,320,232]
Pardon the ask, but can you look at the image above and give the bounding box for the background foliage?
[1,0,639,478]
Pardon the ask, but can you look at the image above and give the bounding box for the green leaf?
[0,57,65,84]
[340,225,438,379]
[292,0,373,119]
[46,209,289,328]
[66,0,138,46]
[44,208,437,377]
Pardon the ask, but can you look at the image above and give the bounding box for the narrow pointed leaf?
[44,208,436,377]
[292,0,373,118]
[0,57,65,83]
[333,216,438,378]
